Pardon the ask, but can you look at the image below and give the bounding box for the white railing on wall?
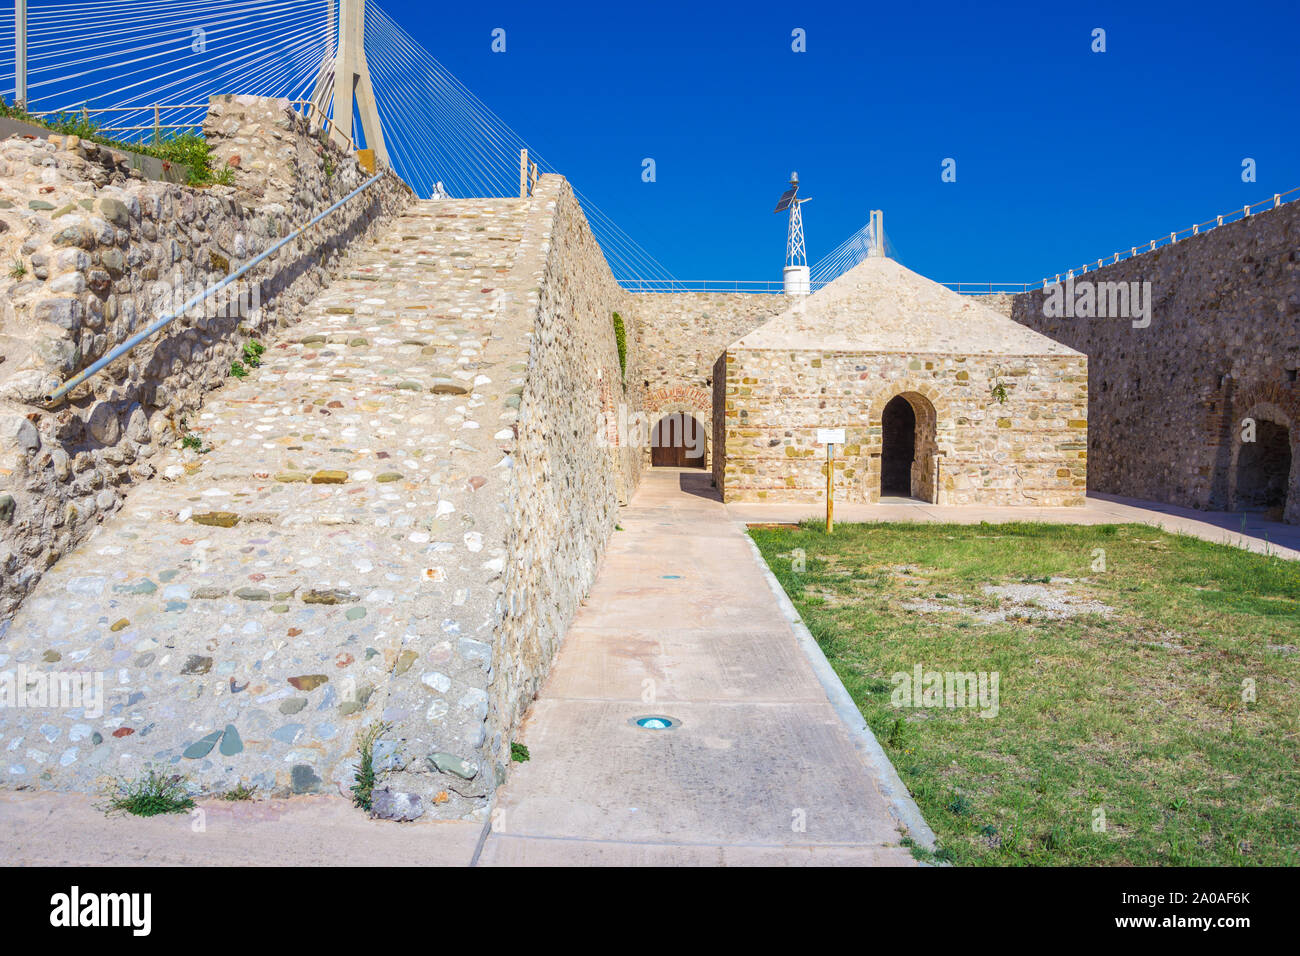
[24,99,355,150]
[619,278,830,293]
[1030,186,1299,289]
[619,279,1030,296]
[934,282,1033,295]
[617,277,1034,296]
[624,185,1300,296]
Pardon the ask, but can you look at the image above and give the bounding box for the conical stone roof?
[733,256,1080,356]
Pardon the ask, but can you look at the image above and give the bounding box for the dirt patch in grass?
[905,579,1114,624]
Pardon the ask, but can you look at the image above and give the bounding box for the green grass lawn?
[750,521,1300,866]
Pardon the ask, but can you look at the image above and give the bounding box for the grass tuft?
[242,339,266,368]
[350,720,391,811]
[102,766,196,817]
[611,312,627,385]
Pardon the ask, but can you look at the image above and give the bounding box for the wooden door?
[652,414,705,468]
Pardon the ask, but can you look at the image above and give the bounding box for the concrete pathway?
[728,491,1300,561]
[478,468,918,866]
[0,790,481,866]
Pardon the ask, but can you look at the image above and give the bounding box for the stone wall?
[487,175,643,774]
[248,177,647,817]
[716,349,1088,506]
[0,94,411,617]
[632,291,787,468]
[992,200,1300,522]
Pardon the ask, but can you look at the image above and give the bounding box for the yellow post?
[356,148,375,173]
[519,148,528,198]
[826,442,834,534]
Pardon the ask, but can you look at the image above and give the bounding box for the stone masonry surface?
[716,349,1088,505]
[0,95,412,617]
[0,174,643,822]
[990,200,1300,522]
[632,291,788,468]
[483,176,643,771]
[715,257,1088,506]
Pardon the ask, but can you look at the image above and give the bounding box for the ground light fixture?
[630,716,681,730]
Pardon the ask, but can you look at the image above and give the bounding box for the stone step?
[0,197,535,819]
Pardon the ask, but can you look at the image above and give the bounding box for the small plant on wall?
[990,370,1009,405]
[612,312,628,386]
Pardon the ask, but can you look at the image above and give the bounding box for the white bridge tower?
[308,0,389,166]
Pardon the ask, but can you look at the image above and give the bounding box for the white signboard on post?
[816,428,845,445]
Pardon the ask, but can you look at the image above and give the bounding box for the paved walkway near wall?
[0,789,482,866]
[477,468,918,866]
[727,491,1300,561]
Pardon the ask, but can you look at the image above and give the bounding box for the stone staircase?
[0,198,540,820]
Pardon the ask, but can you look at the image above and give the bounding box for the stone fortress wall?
[0,97,650,818]
[630,291,788,467]
[487,176,645,762]
[987,200,1300,523]
[1,88,1294,819]
[0,95,412,616]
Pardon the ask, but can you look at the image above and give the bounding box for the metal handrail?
[44,172,385,405]
[937,282,1032,294]
[617,278,830,293]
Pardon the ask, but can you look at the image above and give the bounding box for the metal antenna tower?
[774,172,811,294]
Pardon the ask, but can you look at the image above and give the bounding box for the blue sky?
[376,0,1299,284]
[15,0,1292,284]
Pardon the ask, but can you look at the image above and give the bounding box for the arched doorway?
[1236,419,1292,512]
[881,396,915,495]
[652,413,706,468]
[879,392,939,501]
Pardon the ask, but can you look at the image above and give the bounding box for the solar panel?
[773,186,798,213]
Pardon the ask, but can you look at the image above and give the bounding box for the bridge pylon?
[309,0,389,167]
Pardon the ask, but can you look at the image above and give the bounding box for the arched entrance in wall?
[1235,419,1292,513]
[880,392,939,501]
[881,397,915,495]
[651,413,707,468]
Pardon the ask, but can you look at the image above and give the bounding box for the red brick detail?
[646,384,711,415]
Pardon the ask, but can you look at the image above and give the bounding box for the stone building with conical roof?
[712,256,1089,506]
